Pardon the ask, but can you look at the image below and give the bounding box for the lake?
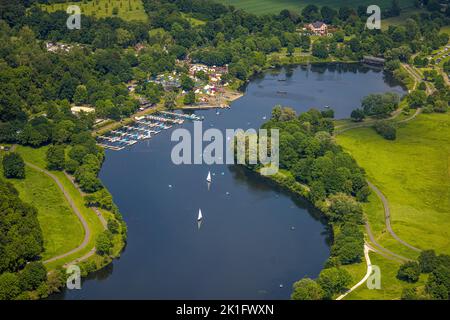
[55,64,405,299]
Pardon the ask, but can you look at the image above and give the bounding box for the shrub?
[46,145,66,171]
[317,267,352,299]
[397,261,421,283]
[96,231,113,256]
[291,278,324,300]
[0,273,20,300]
[107,218,120,234]
[65,158,79,174]
[321,109,335,119]
[419,250,437,273]
[350,108,365,122]
[2,152,25,179]
[374,121,396,140]
[19,262,47,291]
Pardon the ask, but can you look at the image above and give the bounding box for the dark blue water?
[56,64,404,300]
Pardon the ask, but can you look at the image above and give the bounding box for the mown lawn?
[337,113,450,257]
[217,0,415,15]
[0,149,84,260]
[39,0,148,22]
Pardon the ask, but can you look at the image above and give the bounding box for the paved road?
[402,63,434,95]
[24,162,92,264]
[367,181,422,253]
[336,245,372,300]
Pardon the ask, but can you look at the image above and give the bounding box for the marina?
[96,112,202,151]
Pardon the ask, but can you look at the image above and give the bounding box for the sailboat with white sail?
[197,209,203,221]
[206,171,212,183]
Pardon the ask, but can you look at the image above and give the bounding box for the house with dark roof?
[307,21,328,35]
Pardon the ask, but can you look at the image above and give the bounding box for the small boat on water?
[198,209,203,221]
[207,171,212,183]
[277,90,287,94]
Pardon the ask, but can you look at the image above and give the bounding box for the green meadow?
[345,253,427,300]
[337,113,450,258]
[13,146,106,269]
[0,148,84,260]
[39,0,148,22]
[217,0,415,15]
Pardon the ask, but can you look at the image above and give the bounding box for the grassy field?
[381,8,423,30]
[217,0,415,15]
[345,253,427,299]
[13,146,106,269]
[39,0,148,22]
[337,113,450,257]
[0,151,84,260]
[181,13,206,26]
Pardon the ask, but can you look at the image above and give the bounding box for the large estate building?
[307,21,328,35]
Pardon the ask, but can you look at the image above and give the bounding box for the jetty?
[146,115,184,125]
[96,112,190,151]
[182,104,230,110]
[160,111,202,121]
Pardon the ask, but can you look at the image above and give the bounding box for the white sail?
[198,209,203,221]
[206,171,212,183]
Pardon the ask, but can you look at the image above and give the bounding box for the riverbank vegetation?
[249,107,368,299]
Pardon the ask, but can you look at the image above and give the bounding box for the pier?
[160,111,203,121]
[146,115,184,125]
[96,112,191,151]
[182,104,230,110]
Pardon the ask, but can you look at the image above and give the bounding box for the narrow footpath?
[24,162,91,264]
[336,245,372,300]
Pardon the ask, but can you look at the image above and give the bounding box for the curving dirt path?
[64,171,107,229]
[364,221,411,263]
[334,105,410,135]
[24,162,91,264]
[398,108,422,124]
[367,181,421,253]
